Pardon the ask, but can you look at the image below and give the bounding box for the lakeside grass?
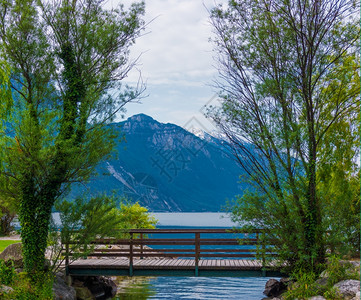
[0,240,20,253]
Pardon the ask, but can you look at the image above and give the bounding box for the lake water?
[51,212,235,227]
[111,213,275,300]
[151,212,235,227]
[113,276,271,299]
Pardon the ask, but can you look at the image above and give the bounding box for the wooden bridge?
[65,229,285,277]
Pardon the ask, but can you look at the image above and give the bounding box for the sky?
[106,0,227,132]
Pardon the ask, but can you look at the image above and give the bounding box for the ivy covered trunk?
[19,195,53,274]
[19,168,59,274]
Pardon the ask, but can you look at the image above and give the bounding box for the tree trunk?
[19,176,56,276]
[20,202,51,275]
[305,124,325,269]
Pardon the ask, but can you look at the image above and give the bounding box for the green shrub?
[284,255,359,299]
[0,260,54,299]
[2,271,53,300]
[0,259,16,285]
[113,200,158,239]
[323,287,344,300]
[325,255,359,285]
[283,270,319,299]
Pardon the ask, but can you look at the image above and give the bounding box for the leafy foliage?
[48,195,122,272]
[0,259,16,285]
[0,0,145,276]
[283,271,319,299]
[0,259,53,299]
[114,201,158,237]
[47,195,157,272]
[209,0,360,271]
[284,256,360,299]
[0,271,53,299]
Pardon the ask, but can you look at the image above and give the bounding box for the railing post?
[129,232,133,276]
[140,233,143,259]
[65,241,69,276]
[259,231,266,277]
[195,232,200,277]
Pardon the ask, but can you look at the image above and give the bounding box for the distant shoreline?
[51,212,236,228]
[11,212,236,231]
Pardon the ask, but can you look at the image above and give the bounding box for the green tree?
[0,0,145,276]
[116,201,157,231]
[114,200,158,238]
[48,196,157,272]
[49,195,122,273]
[208,0,359,271]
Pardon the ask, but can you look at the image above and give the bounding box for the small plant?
[325,255,359,285]
[0,259,17,285]
[284,255,360,299]
[2,271,54,300]
[323,287,343,300]
[283,270,319,299]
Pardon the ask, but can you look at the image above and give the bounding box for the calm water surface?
[113,276,272,299]
[112,213,275,300]
[51,212,235,227]
[151,212,235,227]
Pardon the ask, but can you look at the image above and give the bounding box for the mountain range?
[70,114,249,212]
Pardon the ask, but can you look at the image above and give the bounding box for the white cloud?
[106,0,227,128]
[115,0,224,86]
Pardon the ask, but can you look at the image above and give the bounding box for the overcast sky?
[106,0,226,132]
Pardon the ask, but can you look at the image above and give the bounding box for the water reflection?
[112,276,273,299]
[113,276,156,299]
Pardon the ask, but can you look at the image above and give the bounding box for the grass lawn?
[0,240,20,253]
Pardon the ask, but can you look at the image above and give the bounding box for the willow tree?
[0,0,145,275]
[208,0,359,271]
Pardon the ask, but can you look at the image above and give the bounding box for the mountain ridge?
[70,114,247,212]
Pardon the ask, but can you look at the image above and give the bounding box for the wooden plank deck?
[68,258,284,277]
[69,258,263,270]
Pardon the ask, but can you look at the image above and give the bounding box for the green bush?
[0,263,54,299]
[330,256,358,280]
[113,200,158,238]
[47,195,121,272]
[4,271,54,300]
[283,270,319,299]
[323,287,344,300]
[284,255,359,299]
[0,259,16,285]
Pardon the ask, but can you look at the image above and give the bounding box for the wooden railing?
[64,228,273,276]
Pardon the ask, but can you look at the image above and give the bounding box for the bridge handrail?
[64,228,273,276]
[127,228,265,233]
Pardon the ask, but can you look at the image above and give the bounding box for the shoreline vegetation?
[263,257,360,300]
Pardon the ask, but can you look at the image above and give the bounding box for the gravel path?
[0,235,21,240]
